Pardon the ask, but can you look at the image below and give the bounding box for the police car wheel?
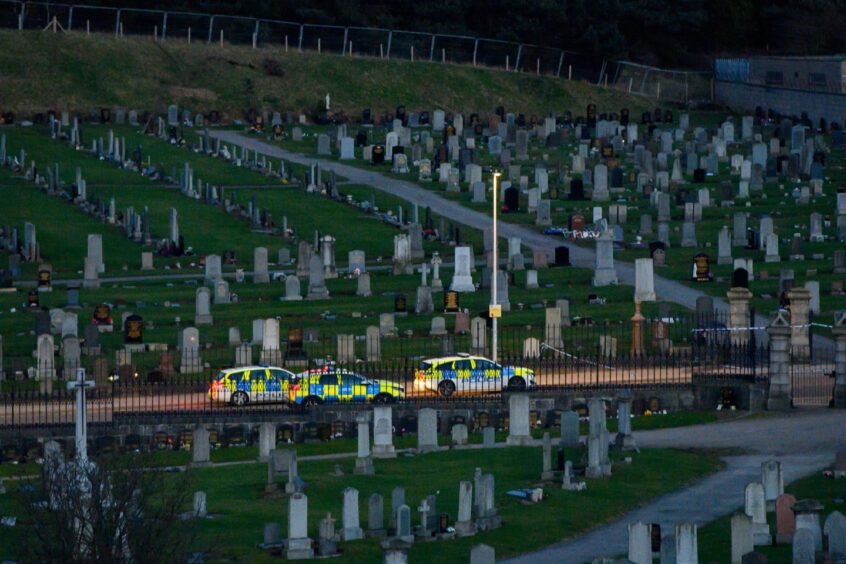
[373,393,393,404]
[231,392,248,406]
[507,377,526,391]
[438,380,456,397]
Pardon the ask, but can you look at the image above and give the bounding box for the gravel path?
[503,409,846,563]
[209,130,767,326]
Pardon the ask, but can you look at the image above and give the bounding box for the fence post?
[472,38,478,66]
[514,44,522,71]
[766,310,792,410]
[18,2,24,30]
[787,287,811,358]
[428,34,435,61]
[298,24,303,51]
[207,15,214,44]
[67,6,73,31]
[726,287,752,346]
[162,12,168,40]
[386,30,392,58]
[341,27,348,55]
[556,50,564,77]
[833,311,846,408]
[630,302,645,357]
[114,8,121,37]
[254,18,260,48]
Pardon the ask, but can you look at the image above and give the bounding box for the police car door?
[474,359,501,392]
[320,373,341,402]
[267,369,287,402]
[453,359,473,393]
[247,370,267,402]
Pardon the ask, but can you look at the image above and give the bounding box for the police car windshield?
[214,371,226,380]
[418,361,432,370]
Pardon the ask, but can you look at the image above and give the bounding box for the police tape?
[690,322,833,333]
[540,343,615,370]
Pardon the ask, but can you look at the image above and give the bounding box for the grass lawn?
[0,31,656,117]
[698,466,846,563]
[0,125,470,272]
[0,446,721,562]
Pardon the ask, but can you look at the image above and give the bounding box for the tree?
[17,454,195,563]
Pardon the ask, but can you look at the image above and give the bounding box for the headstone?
[307,255,330,299]
[744,482,771,545]
[675,523,698,564]
[470,544,495,564]
[593,231,618,286]
[340,487,364,541]
[792,528,815,564]
[417,408,438,453]
[776,494,797,544]
[629,521,652,564]
[286,493,314,559]
[634,258,656,302]
[731,513,754,564]
[761,460,783,510]
[373,406,396,458]
[506,394,531,445]
[194,287,212,325]
[253,247,269,283]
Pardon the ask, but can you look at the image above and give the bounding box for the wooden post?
[285,35,288,52]
[154,25,158,41]
[379,43,383,59]
[411,45,414,62]
[188,26,191,44]
[219,29,223,46]
[442,48,445,63]
[506,55,509,71]
[536,58,540,76]
[318,38,321,53]
[86,20,90,35]
[568,65,572,80]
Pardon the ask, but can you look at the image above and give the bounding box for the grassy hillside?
[0,30,656,117]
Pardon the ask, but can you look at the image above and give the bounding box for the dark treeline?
[62,0,846,67]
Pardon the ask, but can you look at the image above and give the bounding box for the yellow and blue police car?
[289,366,405,406]
[414,354,535,397]
[208,365,297,406]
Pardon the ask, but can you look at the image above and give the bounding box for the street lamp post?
[491,171,501,363]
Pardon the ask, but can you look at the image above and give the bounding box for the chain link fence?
[607,61,714,104]
[0,0,634,87]
[1,1,716,102]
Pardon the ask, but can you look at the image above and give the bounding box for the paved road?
[208,130,768,328]
[504,410,846,563]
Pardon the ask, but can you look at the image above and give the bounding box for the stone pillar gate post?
[766,310,792,411]
[833,311,846,408]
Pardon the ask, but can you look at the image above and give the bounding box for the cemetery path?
[504,409,846,563]
[209,131,761,324]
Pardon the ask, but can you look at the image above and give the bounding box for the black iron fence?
[790,346,836,407]
[0,316,768,430]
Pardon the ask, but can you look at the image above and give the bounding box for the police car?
[289,366,405,406]
[414,354,535,397]
[208,365,297,406]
